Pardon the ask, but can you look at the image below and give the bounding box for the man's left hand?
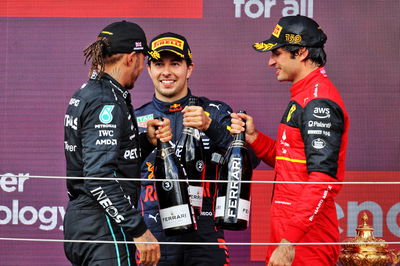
[146,118,172,146]
[182,106,211,131]
[268,239,295,266]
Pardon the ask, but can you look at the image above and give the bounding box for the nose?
[268,55,275,67]
[161,65,171,76]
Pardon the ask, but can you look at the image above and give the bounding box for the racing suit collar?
[101,73,130,99]
[290,67,325,98]
[152,89,194,113]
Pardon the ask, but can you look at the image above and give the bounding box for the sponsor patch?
[272,24,282,38]
[151,37,184,50]
[99,105,114,124]
[137,114,154,128]
[313,106,330,119]
[287,104,296,122]
[312,138,326,149]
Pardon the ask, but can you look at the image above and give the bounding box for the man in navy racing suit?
[135,32,251,265]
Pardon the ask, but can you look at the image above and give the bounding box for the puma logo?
[209,103,221,110]
[148,213,159,223]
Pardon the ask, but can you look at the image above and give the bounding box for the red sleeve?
[283,171,342,243]
[248,131,276,167]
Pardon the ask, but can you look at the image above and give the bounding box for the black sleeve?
[139,132,154,159]
[301,99,345,178]
[81,103,147,237]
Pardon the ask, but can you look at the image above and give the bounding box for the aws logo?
[313,107,330,119]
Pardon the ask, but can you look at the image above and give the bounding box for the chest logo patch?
[99,105,114,124]
[137,114,154,128]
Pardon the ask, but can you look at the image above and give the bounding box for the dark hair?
[284,45,327,67]
[83,37,124,78]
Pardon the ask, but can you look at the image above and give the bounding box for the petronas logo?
[99,105,114,124]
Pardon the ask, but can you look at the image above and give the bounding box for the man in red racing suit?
[230,15,349,265]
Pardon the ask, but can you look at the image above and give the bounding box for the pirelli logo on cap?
[272,24,282,38]
[152,37,184,50]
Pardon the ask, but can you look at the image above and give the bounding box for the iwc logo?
[162,181,173,191]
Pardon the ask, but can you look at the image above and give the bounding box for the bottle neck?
[233,131,245,142]
[157,139,170,149]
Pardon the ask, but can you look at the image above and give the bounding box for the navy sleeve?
[204,101,233,153]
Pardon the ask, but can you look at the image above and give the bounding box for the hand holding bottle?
[146,117,172,145]
[230,112,258,144]
[182,105,212,131]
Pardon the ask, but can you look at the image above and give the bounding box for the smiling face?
[147,52,194,102]
[268,47,305,83]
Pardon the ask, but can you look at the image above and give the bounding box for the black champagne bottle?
[215,110,253,230]
[154,118,197,236]
[175,97,206,217]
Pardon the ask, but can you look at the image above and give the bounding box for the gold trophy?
[339,212,397,265]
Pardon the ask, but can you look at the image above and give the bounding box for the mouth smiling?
[161,80,175,88]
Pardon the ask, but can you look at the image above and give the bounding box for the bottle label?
[159,204,193,229]
[237,198,250,221]
[215,196,250,221]
[215,196,225,218]
[188,185,203,208]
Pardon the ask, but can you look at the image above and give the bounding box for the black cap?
[98,21,148,54]
[253,15,327,52]
[148,32,192,62]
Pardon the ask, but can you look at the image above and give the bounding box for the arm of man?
[230,112,276,167]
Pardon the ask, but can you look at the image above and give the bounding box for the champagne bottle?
[154,117,197,236]
[175,97,206,217]
[215,110,253,230]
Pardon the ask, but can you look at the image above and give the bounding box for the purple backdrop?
[1,1,399,265]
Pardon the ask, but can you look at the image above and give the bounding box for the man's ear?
[126,51,137,66]
[186,63,195,79]
[297,47,309,61]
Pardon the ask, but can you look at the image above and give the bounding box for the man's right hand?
[134,229,160,266]
[230,112,258,144]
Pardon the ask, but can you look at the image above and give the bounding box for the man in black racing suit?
[63,21,170,266]
[135,32,259,266]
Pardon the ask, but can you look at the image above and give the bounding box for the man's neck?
[155,88,189,103]
[293,62,319,84]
